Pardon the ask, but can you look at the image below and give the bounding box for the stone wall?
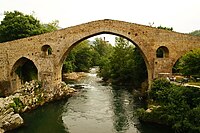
[0,19,200,92]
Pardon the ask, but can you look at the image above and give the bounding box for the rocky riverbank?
[62,72,86,81]
[0,80,76,132]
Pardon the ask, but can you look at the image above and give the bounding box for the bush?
[149,78,171,102]
[138,79,200,132]
[9,97,24,113]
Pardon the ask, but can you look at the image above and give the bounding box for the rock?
[0,80,76,132]
[1,113,23,131]
[146,105,161,113]
[146,108,152,113]
[3,108,14,116]
[0,128,5,133]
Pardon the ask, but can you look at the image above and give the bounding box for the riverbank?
[0,80,76,132]
[62,72,86,82]
[137,79,200,133]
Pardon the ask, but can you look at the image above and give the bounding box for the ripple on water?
[11,68,173,133]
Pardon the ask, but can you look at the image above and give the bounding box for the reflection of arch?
[41,45,52,56]
[10,57,38,91]
[156,46,169,58]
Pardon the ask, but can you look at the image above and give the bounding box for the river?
[10,68,173,133]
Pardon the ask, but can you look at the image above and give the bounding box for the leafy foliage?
[157,26,173,31]
[62,40,99,72]
[93,38,113,80]
[138,79,200,132]
[190,30,200,36]
[9,97,24,113]
[15,60,38,84]
[63,36,147,88]
[99,37,147,87]
[175,49,200,76]
[0,11,58,43]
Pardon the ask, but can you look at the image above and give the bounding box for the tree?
[92,37,113,57]
[92,37,113,67]
[99,37,147,87]
[190,30,200,36]
[138,79,200,132]
[62,40,100,72]
[178,49,200,76]
[0,11,58,43]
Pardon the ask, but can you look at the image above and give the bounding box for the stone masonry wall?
[0,19,200,92]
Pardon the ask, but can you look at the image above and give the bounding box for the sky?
[0,0,200,43]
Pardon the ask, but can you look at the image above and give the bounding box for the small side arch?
[41,45,52,56]
[10,57,38,92]
[156,46,169,58]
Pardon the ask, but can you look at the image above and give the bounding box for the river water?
[10,68,173,133]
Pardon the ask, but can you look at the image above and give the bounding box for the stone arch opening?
[59,32,150,67]
[10,57,38,92]
[41,45,52,56]
[59,32,149,91]
[172,48,200,82]
[156,46,169,58]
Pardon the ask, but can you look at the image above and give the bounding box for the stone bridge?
[0,19,200,94]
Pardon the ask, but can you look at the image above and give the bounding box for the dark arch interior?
[12,57,38,85]
[156,46,169,58]
[41,45,52,56]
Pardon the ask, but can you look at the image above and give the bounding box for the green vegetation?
[15,60,38,84]
[0,10,58,43]
[190,30,200,36]
[173,49,200,78]
[137,79,200,132]
[63,36,147,88]
[98,37,147,87]
[62,38,114,73]
[0,10,58,84]
[179,49,200,76]
[62,40,99,73]
[9,97,24,113]
[157,26,173,31]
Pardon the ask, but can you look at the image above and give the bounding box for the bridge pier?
[153,58,173,79]
[0,19,199,95]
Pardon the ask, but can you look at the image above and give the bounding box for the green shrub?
[9,97,24,113]
[149,78,171,102]
[138,79,200,132]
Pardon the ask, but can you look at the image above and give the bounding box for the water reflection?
[111,86,141,133]
[9,100,67,133]
[61,72,115,133]
[10,68,173,133]
[60,70,141,133]
[112,89,129,132]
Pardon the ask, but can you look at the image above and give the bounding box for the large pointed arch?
[58,31,150,90]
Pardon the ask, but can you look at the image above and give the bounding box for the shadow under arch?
[171,48,200,74]
[10,57,38,92]
[156,46,169,58]
[59,31,150,90]
[172,48,200,78]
